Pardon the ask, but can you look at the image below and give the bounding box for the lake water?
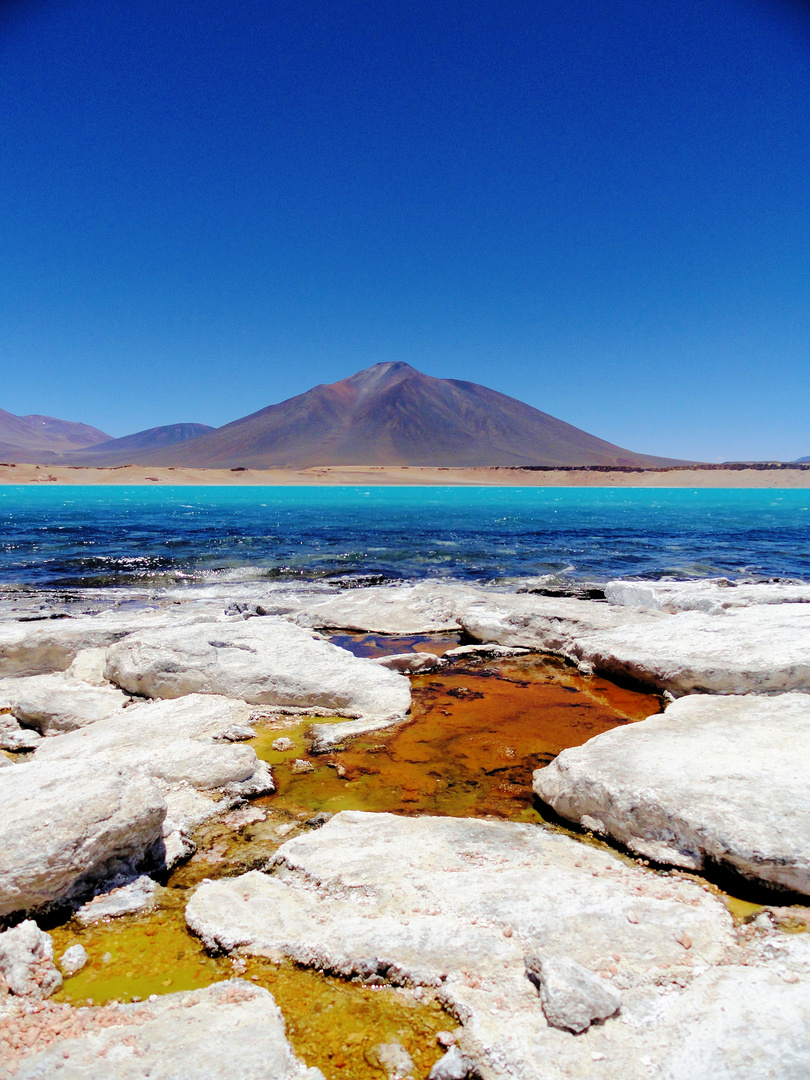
[0,485,808,589]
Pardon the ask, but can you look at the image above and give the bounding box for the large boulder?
[0,759,166,917]
[533,692,810,894]
[104,618,411,718]
[7,980,324,1080]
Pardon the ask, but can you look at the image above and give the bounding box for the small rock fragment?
[291,759,314,774]
[272,737,295,752]
[60,943,88,976]
[525,954,621,1034]
[675,932,692,950]
[429,1045,476,1080]
[371,1042,415,1079]
[0,920,62,999]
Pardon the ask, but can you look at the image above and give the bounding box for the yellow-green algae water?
[42,650,793,1077]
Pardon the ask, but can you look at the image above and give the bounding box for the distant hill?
[797,457,810,464]
[128,362,683,469]
[0,408,111,461]
[62,423,216,466]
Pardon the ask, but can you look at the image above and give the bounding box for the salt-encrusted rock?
[370,1041,415,1079]
[429,1046,476,1080]
[9,674,129,734]
[0,610,209,677]
[373,651,445,673]
[296,581,479,634]
[0,759,166,918]
[534,693,810,895]
[59,944,88,976]
[185,812,809,1080]
[65,647,111,685]
[32,695,272,798]
[525,954,621,1033]
[460,587,810,694]
[0,714,41,751]
[0,922,61,999]
[660,936,810,1080]
[75,875,161,924]
[605,578,810,615]
[9,980,324,1080]
[105,618,411,719]
[442,644,531,661]
[309,714,408,751]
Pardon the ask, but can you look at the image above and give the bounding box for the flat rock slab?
[105,617,411,719]
[0,759,166,918]
[534,692,810,895]
[8,673,129,734]
[184,811,790,1080]
[0,610,212,678]
[459,587,810,694]
[5,979,324,1080]
[295,581,479,634]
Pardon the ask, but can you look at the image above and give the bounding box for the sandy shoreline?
[1,462,810,487]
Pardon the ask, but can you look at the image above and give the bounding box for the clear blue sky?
[1,0,809,461]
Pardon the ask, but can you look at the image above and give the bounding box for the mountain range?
[3,363,682,469]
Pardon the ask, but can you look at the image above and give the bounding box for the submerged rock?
[374,651,446,673]
[0,921,61,1000]
[7,980,324,1080]
[105,618,411,719]
[0,759,166,918]
[534,692,810,894]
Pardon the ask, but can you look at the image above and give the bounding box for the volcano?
[125,362,678,469]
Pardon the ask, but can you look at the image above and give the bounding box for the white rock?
[534,693,810,894]
[605,578,810,614]
[32,695,272,797]
[59,943,88,976]
[184,812,809,1080]
[0,920,61,999]
[0,609,210,677]
[66,647,111,685]
[372,1041,415,1079]
[429,1046,475,1080]
[10,979,324,1079]
[105,618,411,719]
[460,588,810,694]
[75,875,161,924]
[0,758,166,917]
[373,651,445,673]
[9,673,130,734]
[0,713,41,751]
[526,954,621,1033]
[296,581,478,634]
[442,643,531,661]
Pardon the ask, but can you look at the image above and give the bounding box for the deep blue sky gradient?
[1,0,809,460]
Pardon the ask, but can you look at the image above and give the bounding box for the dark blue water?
[0,486,808,589]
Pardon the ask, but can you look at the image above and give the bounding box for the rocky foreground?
[1,576,809,1078]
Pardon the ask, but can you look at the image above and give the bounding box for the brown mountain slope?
[130,362,682,469]
[61,423,216,466]
[0,408,111,461]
